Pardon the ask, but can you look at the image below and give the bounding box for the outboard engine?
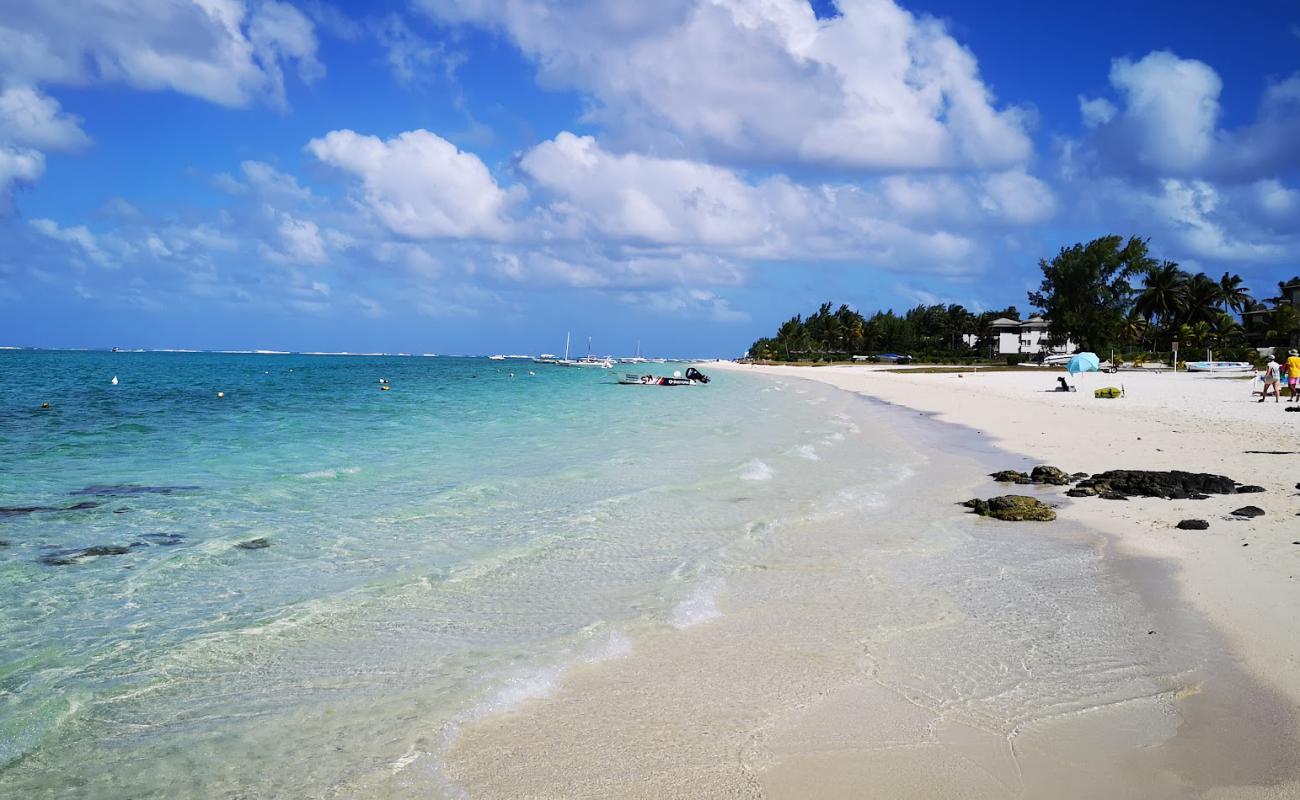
[684,367,710,383]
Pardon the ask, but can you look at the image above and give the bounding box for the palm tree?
[1267,303,1300,348]
[1121,313,1149,350]
[1217,272,1251,315]
[1182,273,1224,327]
[1134,261,1189,327]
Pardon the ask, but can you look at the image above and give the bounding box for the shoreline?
[712,362,1300,794]
[441,365,1299,797]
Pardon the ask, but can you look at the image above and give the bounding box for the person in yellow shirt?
[1287,349,1300,404]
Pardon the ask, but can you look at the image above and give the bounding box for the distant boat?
[1185,361,1253,373]
[619,340,649,365]
[560,336,613,368]
[488,355,506,361]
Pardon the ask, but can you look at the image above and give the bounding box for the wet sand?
[440,369,1299,798]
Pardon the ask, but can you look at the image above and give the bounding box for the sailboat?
[619,341,649,365]
[560,335,613,368]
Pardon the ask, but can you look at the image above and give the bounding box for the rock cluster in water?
[963,495,1057,521]
[236,537,271,550]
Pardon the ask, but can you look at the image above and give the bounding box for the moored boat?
[617,367,711,386]
[1184,361,1254,373]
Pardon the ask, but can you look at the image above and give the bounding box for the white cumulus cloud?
[0,0,322,110]
[0,85,90,151]
[307,129,512,239]
[418,0,1032,170]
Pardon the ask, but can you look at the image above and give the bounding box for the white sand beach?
[440,363,1300,798]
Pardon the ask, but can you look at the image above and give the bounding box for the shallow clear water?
[0,351,901,797]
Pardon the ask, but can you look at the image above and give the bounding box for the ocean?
[0,352,1234,797]
[0,351,915,796]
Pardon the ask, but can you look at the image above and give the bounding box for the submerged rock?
[0,539,10,547]
[236,537,271,550]
[81,545,131,557]
[1176,519,1210,530]
[0,506,57,517]
[1074,470,1238,499]
[70,484,199,497]
[135,532,185,547]
[38,544,132,565]
[963,495,1056,522]
[1230,506,1265,518]
[64,501,101,511]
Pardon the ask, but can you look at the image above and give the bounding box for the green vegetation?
[747,301,1018,363]
[748,235,1299,364]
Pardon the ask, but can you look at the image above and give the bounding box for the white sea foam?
[739,459,774,481]
[796,444,820,461]
[823,431,846,443]
[296,466,361,480]
[671,580,724,629]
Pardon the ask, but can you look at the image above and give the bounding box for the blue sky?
[1,1,1298,356]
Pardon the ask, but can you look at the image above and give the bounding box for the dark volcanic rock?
[1075,470,1238,499]
[236,537,271,550]
[1235,485,1266,494]
[70,484,199,497]
[1176,519,1210,530]
[963,495,1056,521]
[1066,487,1097,497]
[1100,491,1130,500]
[1070,472,1090,481]
[990,470,1028,483]
[1230,506,1265,518]
[1029,465,1071,485]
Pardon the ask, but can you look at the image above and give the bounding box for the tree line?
[748,234,1300,363]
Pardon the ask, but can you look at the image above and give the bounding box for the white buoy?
[217,391,225,398]
[111,375,118,385]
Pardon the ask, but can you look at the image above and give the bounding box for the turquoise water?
[0,351,899,796]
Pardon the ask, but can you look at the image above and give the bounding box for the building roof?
[989,317,1020,327]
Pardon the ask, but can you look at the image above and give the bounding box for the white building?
[989,317,1074,356]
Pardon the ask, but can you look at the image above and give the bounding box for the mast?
[565,332,571,361]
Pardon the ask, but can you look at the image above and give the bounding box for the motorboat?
[1184,361,1254,373]
[618,367,711,386]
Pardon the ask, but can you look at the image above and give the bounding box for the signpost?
[1172,340,1179,371]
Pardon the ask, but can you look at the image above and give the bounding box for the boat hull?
[1184,361,1253,373]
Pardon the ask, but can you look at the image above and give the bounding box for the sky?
[0,0,1298,356]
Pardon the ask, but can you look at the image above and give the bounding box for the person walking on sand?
[1287,349,1300,404]
[1259,356,1282,403]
